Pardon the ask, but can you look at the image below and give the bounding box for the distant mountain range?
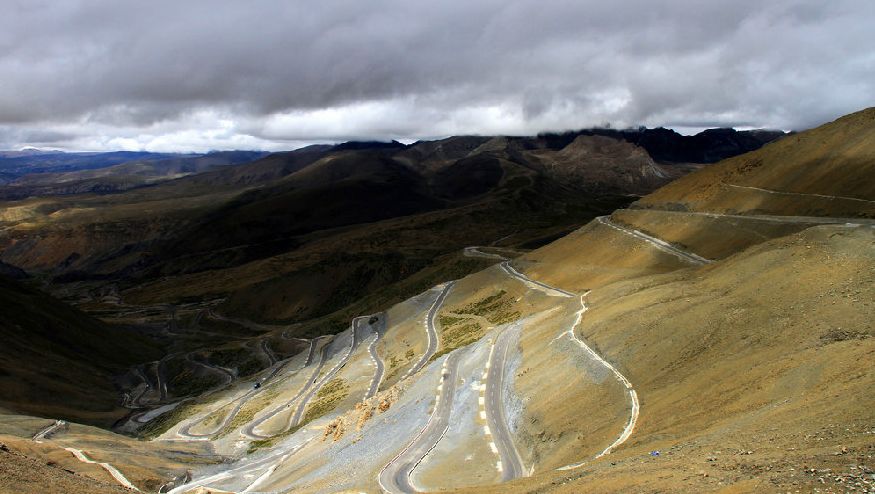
[0,150,269,188]
[0,124,785,425]
[0,126,784,324]
[0,125,781,187]
[0,108,870,494]
[537,126,787,163]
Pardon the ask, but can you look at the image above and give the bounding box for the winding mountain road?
[178,390,254,439]
[177,343,302,439]
[32,420,65,443]
[185,354,235,384]
[166,438,313,494]
[289,317,363,427]
[493,258,641,469]
[463,246,508,260]
[301,337,318,368]
[365,315,386,399]
[206,309,287,332]
[403,283,455,379]
[484,328,526,481]
[379,352,462,494]
[500,261,575,297]
[64,447,140,491]
[128,366,152,408]
[260,338,278,366]
[723,183,875,204]
[554,293,640,470]
[634,208,875,226]
[155,358,169,401]
[242,336,332,440]
[597,215,711,265]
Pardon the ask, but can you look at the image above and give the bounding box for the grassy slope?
[460,225,874,494]
[0,113,863,492]
[636,107,875,217]
[0,276,161,426]
[430,108,875,492]
[118,152,632,331]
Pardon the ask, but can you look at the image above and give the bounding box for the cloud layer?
[1,0,873,151]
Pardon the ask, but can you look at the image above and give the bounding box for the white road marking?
[463,246,508,260]
[168,438,312,494]
[724,183,875,204]
[32,420,65,443]
[554,293,640,470]
[500,261,575,297]
[241,451,292,493]
[64,448,140,491]
[365,325,385,400]
[403,283,455,379]
[597,216,711,265]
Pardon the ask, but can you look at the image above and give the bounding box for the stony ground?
[0,441,129,494]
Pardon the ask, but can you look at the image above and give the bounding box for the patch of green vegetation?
[174,373,223,397]
[438,315,465,327]
[433,290,521,358]
[214,384,285,439]
[456,290,521,325]
[246,423,304,454]
[435,321,484,358]
[302,378,349,424]
[384,345,418,383]
[316,378,347,399]
[489,308,521,326]
[429,347,451,363]
[138,401,200,440]
[214,405,257,439]
[208,348,242,367]
[199,406,229,429]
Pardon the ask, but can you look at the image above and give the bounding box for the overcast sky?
[1,0,873,152]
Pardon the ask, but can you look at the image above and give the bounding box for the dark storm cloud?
[0,0,872,151]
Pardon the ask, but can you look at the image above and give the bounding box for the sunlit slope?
[144,109,874,493]
[458,224,874,494]
[520,108,875,292]
[0,111,869,494]
[196,224,872,493]
[0,410,214,494]
[637,107,875,217]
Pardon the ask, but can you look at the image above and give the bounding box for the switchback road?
[379,352,462,494]
[289,317,363,427]
[597,216,712,265]
[484,328,525,481]
[404,283,455,379]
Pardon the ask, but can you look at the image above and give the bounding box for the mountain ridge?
[1,111,870,493]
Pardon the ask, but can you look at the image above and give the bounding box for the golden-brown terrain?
[0,109,871,493]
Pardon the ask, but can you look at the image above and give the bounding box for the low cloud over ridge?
[1,0,873,151]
